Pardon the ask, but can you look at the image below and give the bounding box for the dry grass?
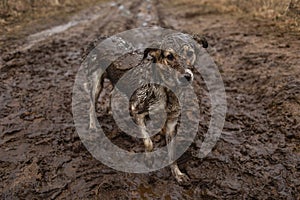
[170,0,299,30]
[229,0,299,17]
[170,0,299,17]
[228,0,300,30]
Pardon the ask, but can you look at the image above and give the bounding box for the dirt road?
[1,0,299,199]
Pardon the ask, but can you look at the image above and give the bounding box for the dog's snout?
[184,69,193,82]
[184,73,192,82]
[179,69,193,85]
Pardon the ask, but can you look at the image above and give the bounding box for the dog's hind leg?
[88,71,104,130]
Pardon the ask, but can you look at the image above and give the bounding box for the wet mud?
[0,0,299,199]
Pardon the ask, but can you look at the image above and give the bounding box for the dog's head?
[142,34,208,87]
[143,47,194,87]
[162,33,208,67]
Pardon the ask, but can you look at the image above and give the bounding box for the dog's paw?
[175,173,190,186]
[88,122,97,132]
[145,153,154,168]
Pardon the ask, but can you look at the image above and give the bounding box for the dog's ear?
[192,34,208,48]
[143,48,162,62]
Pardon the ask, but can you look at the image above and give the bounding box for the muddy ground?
[0,0,300,199]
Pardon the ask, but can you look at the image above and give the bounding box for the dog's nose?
[184,73,192,82]
[184,69,193,82]
[179,69,193,85]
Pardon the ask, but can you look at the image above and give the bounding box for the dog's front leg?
[133,113,154,168]
[135,114,154,153]
[166,118,190,185]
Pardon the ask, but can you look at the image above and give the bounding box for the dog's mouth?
[157,68,193,88]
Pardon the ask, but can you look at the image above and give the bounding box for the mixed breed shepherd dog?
[85,32,208,184]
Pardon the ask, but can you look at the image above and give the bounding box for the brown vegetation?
[171,0,299,30]
[230,0,300,27]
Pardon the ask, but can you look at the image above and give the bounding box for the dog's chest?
[131,84,180,116]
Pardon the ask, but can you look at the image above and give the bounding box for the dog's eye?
[186,50,194,57]
[166,54,174,61]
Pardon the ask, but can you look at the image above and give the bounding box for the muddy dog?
[86,33,208,184]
